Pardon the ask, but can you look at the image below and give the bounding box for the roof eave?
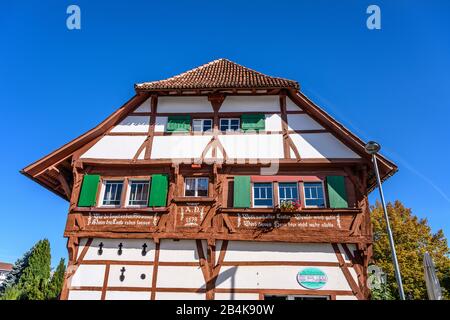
[134,85,300,93]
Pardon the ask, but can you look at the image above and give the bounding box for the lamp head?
[365,141,381,155]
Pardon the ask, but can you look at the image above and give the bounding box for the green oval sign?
[297,268,328,289]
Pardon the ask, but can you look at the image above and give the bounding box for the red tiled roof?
[135,58,299,91]
[0,262,13,271]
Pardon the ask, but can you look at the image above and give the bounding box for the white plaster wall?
[83,239,155,262]
[107,265,153,288]
[81,135,147,159]
[223,242,338,263]
[215,266,352,291]
[110,116,150,133]
[71,265,105,287]
[159,240,200,262]
[286,97,302,111]
[157,96,213,113]
[151,135,211,159]
[156,266,206,289]
[215,293,260,300]
[134,98,151,112]
[77,238,88,260]
[219,134,284,159]
[105,291,150,300]
[68,290,102,300]
[155,292,206,300]
[290,133,360,159]
[220,96,280,112]
[287,114,324,131]
[265,114,283,131]
[155,116,168,132]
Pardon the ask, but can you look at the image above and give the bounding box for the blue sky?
[1,0,449,266]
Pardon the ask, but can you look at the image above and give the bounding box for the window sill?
[72,207,169,213]
[172,197,215,203]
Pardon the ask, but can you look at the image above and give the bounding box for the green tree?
[0,286,22,300]
[0,247,32,296]
[17,239,51,300]
[371,200,450,300]
[46,258,66,300]
[370,282,395,300]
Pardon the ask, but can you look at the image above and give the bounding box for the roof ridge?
[135,58,299,90]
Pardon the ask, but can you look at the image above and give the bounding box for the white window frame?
[193,119,213,132]
[125,179,150,207]
[99,179,124,208]
[184,177,209,197]
[252,182,274,208]
[278,182,300,205]
[302,181,326,208]
[219,118,240,132]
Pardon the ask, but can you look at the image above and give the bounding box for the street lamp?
[365,141,406,300]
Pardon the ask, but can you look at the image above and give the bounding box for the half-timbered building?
[22,58,397,300]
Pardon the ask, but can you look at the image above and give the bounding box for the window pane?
[220,118,240,131]
[185,189,196,197]
[128,181,149,206]
[185,177,208,197]
[317,187,324,197]
[255,198,273,206]
[220,119,228,131]
[203,120,212,131]
[185,178,196,196]
[198,178,208,190]
[304,182,325,207]
[253,183,273,207]
[279,183,299,204]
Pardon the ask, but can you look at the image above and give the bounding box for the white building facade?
[22,59,397,300]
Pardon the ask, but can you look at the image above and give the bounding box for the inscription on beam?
[86,213,159,227]
[177,203,207,228]
[229,213,353,233]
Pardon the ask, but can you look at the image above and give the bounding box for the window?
[185,177,209,197]
[303,182,325,208]
[127,180,150,206]
[278,183,299,205]
[193,119,212,132]
[253,183,273,207]
[101,180,123,206]
[220,118,240,131]
[264,295,329,300]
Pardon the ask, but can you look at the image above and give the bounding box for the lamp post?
[365,141,405,300]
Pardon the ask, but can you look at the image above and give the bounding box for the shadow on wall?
[209,266,238,299]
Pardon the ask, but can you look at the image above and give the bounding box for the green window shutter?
[241,114,265,131]
[233,176,251,208]
[148,174,169,207]
[327,176,348,208]
[166,115,191,132]
[78,174,100,207]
